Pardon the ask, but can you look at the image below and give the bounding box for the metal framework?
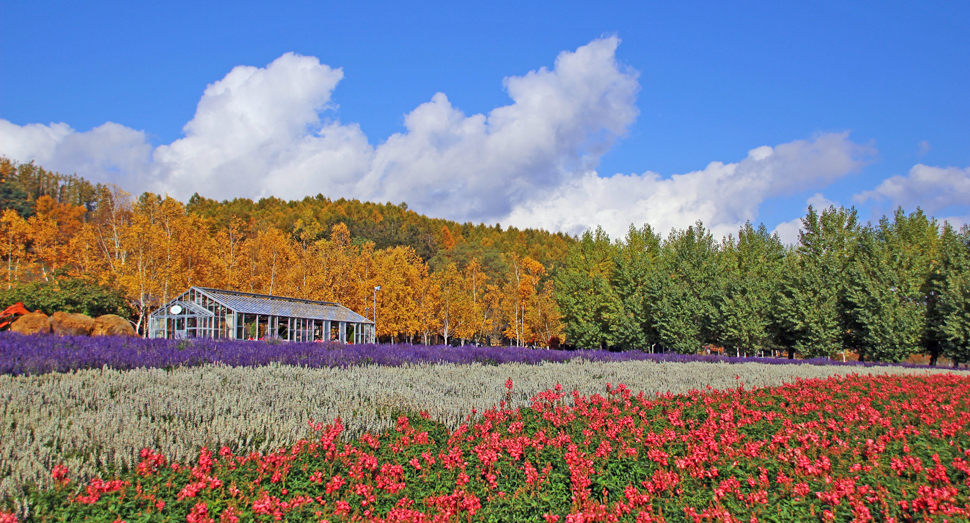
[148,287,375,343]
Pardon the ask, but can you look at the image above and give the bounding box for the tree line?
[0,157,566,346]
[557,206,970,366]
[0,157,106,216]
[2,156,968,364]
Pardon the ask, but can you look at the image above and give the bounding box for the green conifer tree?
[936,223,970,367]
[717,222,786,357]
[555,227,620,350]
[775,206,860,359]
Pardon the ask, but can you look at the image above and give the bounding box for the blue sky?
[1,0,968,242]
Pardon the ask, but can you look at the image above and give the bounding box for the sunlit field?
[2,336,968,521]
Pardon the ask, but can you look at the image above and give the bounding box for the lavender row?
[0,332,940,376]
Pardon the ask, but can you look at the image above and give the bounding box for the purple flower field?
[0,332,936,376]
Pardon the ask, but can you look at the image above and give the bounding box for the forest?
[0,156,968,364]
[0,157,569,347]
[558,210,970,366]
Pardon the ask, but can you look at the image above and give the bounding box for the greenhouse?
[148,287,375,342]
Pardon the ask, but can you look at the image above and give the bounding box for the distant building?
[148,287,374,343]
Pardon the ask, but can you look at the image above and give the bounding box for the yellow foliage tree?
[87,186,134,285]
[116,197,167,332]
[289,213,325,298]
[0,210,31,288]
[440,225,456,250]
[435,262,482,345]
[241,221,292,296]
[212,216,246,291]
[527,280,562,346]
[314,223,357,305]
[28,196,86,281]
[414,266,440,345]
[68,222,109,283]
[500,254,548,346]
[372,245,424,341]
[461,259,493,343]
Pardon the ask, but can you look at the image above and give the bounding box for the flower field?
[4,372,970,522]
[1,334,968,521]
[0,332,931,378]
[1,354,958,503]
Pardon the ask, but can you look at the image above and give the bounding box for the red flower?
[51,464,69,486]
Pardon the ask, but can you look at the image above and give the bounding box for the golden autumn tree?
[345,240,379,319]
[68,222,109,283]
[106,193,211,332]
[177,212,219,290]
[88,185,134,280]
[461,259,493,343]
[526,279,562,346]
[372,245,424,341]
[435,262,479,345]
[440,225,456,250]
[414,267,441,345]
[0,210,31,288]
[0,157,14,180]
[153,195,198,303]
[313,222,358,306]
[212,216,246,291]
[27,196,86,281]
[241,221,293,296]
[288,212,325,298]
[57,185,135,311]
[499,254,548,346]
[25,215,58,280]
[116,195,168,332]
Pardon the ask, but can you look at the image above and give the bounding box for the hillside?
[0,156,570,347]
[3,155,969,367]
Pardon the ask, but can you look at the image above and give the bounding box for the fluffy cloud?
[0,120,153,185]
[505,133,873,240]
[1,38,638,224]
[854,164,970,214]
[359,36,640,222]
[0,52,371,201]
[1,37,876,238]
[0,120,73,163]
[152,52,374,201]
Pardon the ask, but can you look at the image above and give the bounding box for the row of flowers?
[5,373,970,521]
[0,332,931,376]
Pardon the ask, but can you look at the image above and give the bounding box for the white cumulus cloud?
[854,164,970,214]
[506,133,874,239]
[151,52,374,201]
[359,36,640,222]
[0,120,73,163]
[2,37,879,239]
[1,38,639,225]
[0,120,153,184]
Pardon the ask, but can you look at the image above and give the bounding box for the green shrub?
[0,277,132,318]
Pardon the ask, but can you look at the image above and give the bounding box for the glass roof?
[159,287,372,324]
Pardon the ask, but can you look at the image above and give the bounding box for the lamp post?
[373,285,380,343]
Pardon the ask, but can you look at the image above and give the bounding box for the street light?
[373,285,381,343]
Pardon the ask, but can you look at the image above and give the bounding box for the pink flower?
[325,474,345,494]
[51,464,69,485]
[186,502,214,523]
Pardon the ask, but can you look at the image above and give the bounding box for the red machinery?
[0,302,31,330]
